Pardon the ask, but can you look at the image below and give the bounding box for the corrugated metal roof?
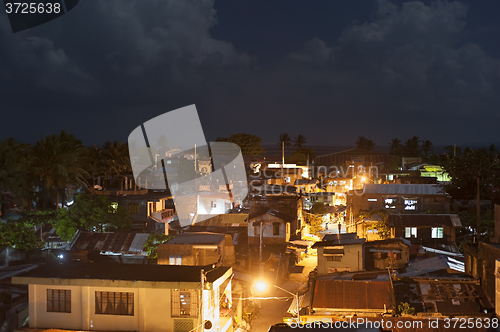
[194,214,248,226]
[249,209,295,222]
[312,280,393,310]
[401,255,465,276]
[166,232,226,245]
[388,214,462,227]
[362,183,445,195]
[69,231,149,254]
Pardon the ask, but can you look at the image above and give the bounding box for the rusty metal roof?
[312,279,394,310]
[69,231,150,254]
[194,213,248,226]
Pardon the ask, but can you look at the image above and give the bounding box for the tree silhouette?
[389,138,403,156]
[355,136,375,151]
[293,134,307,149]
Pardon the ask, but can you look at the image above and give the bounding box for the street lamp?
[253,280,300,323]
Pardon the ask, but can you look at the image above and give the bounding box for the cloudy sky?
[1,0,500,148]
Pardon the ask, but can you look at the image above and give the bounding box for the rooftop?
[69,231,150,254]
[166,232,227,245]
[248,208,296,222]
[387,214,462,227]
[12,261,230,284]
[362,183,445,195]
[312,279,394,311]
[193,213,248,226]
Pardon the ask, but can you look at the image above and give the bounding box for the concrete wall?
[248,214,289,246]
[316,243,364,275]
[27,284,197,332]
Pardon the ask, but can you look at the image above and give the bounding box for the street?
[250,256,316,331]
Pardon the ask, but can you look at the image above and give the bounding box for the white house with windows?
[13,262,233,332]
[312,233,366,275]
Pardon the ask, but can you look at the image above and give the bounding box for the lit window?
[405,227,417,238]
[367,198,377,202]
[47,289,71,313]
[404,199,418,211]
[431,227,443,239]
[172,290,198,317]
[95,292,134,316]
[384,198,396,209]
[169,255,182,265]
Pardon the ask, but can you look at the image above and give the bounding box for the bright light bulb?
[254,280,268,292]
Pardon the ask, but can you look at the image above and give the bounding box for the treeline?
[0,131,131,214]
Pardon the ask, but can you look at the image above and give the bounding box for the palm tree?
[293,135,307,149]
[278,133,292,165]
[403,136,421,157]
[100,141,132,187]
[29,131,89,209]
[421,140,433,158]
[389,138,403,156]
[0,138,31,215]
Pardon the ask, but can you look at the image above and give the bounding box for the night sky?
[1,0,500,148]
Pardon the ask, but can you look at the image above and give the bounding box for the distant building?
[312,233,365,275]
[12,262,233,332]
[249,194,303,237]
[387,214,462,246]
[248,209,294,246]
[95,189,173,232]
[348,184,451,219]
[364,238,411,270]
[157,232,235,266]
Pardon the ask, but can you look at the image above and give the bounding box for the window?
[431,227,443,239]
[128,203,139,214]
[367,198,377,202]
[273,222,280,236]
[172,289,198,317]
[405,227,417,238]
[169,255,182,265]
[404,199,418,211]
[47,289,71,313]
[211,201,217,208]
[326,256,342,262]
[384,198,396,209]
[95,292,134,316]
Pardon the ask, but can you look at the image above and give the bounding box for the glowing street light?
[253,280,300,323]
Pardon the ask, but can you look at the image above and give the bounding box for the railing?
[151,209,175,223]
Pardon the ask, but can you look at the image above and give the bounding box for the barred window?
[95,292,134,316]
[172,289,198,317]
[47,289,71,313]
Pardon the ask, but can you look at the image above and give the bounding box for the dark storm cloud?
[1,0,499,146]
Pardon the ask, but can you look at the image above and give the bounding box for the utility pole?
[259,221,263,277]
[476,177,481,243]
[200,268,204,332]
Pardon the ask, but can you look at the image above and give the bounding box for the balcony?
[150,208,175,223]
